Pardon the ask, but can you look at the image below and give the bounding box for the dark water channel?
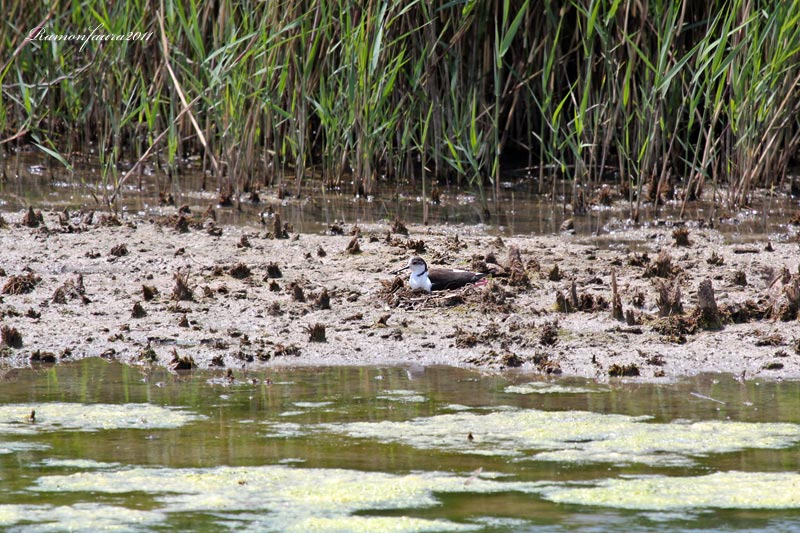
[2,359,800,532]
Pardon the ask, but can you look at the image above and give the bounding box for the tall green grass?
[1,0,798,212]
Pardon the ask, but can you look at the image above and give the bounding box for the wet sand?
[1,207,799,379]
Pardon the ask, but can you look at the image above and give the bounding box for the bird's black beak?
[390,265,410,275]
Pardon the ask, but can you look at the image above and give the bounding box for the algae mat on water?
[4,361,800,531]
[0,402,204,434]
[13,464,800,532]
[294,408,800,467]
[22,464,542,532]
[542,471,800,510]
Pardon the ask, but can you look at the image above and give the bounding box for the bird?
[391,256,488,292]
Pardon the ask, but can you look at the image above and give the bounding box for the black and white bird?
[392,256,488,292]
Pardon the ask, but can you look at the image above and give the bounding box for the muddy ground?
[1,205,799,380]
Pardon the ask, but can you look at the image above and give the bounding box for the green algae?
[0,503,164,532]
[378,389,428,403]
[278,515,479,532]
[221,513,481,533]
[5,360,800,532]
[441,404,474,411]
[0,442,49,454]
[279,410,308,417]
[293,401,334,408]
[31,465,540,532]
[543,471,800,510]
[18,464,800,531]
[37,459,119,469]
[504,382,608,395]
[314,409,800,466]
[264,421,305,437]
[0,403,204,434]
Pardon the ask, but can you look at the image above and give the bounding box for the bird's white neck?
[409,269,432,292]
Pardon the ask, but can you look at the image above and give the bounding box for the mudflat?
[1,207,798,379]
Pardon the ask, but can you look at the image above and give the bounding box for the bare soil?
[1,207,799,380]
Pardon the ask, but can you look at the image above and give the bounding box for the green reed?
[1,0,798,212]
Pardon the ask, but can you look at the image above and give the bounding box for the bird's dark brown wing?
[428,268,487,291]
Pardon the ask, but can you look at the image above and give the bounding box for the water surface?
[1,359,800,531]
[2,153,797,242]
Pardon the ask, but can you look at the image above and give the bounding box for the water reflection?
[1,153,797,241]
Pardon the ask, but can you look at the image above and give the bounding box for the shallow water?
[1,153,798,242]
[2,359,800,532]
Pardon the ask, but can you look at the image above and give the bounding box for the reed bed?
[1,0,798,212]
